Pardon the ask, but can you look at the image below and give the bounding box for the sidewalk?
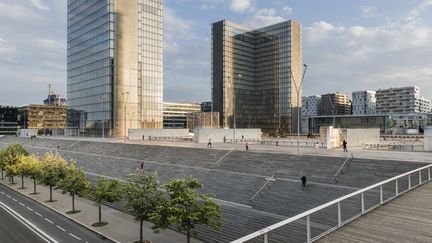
[0,177,200,243]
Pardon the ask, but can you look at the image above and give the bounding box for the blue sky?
[1,0,432,105]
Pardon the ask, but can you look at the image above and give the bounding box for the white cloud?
[0,38,16,56]
[164,7,196,54]
[245,8,287,28]
[230,0,253,13]
[360,5,378,18]
[282,6,293,17]
[29,0,49,10]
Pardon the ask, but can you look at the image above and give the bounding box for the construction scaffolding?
[187,112,220,131]
[19,105,67,129]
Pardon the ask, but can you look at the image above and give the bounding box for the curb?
[0,180,121,243]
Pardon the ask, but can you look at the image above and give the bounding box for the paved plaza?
[0,136,430,242]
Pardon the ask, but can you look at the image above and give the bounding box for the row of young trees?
[0,144,222,243]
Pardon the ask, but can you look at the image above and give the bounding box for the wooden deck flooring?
[318,182,432,243]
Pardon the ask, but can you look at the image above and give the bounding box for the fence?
[232,164,432,243]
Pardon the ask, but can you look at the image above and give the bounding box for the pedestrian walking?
[245,141,249,151]
[315,142,319,150]
[342,139,348,152]
[140,162,144,170]
[301,176,307,190]
[207,138,212,148]
[223,136,226,143]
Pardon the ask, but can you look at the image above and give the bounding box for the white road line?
[35,212,43,217]
[44,218,54,224]
[69,233,81,241]
[56,225,66,232]
[12,198,17,202]
[0,191,4,194]
[0,201,58,243]
[6,195,11,198]
[19,202,25,207]
[26,207,33,212]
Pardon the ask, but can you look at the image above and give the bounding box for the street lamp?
[227,74,242,150]
[121,92,129,139]
[291,64,308,153]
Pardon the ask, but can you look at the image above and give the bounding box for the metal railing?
[334,153,353,182]
[232,164,432,243]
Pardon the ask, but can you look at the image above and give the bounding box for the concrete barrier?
[128,129,189,140]
[194,128,261,143]
[424,127,432,152]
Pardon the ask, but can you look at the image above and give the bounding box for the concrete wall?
[424,127,432,152]
[128,129,189,140]
[194,128,261,143]
[17,129,38,137]
[325,126,343,149]
[347,128,380,148]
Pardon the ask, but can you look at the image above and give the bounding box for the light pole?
[122,92,129,139]
[291,64,308,153]
[99,95,106,139]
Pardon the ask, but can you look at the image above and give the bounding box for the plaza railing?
[232,164,432,243]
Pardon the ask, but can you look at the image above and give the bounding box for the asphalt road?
[0,184,114,243]
[0,207,47,243]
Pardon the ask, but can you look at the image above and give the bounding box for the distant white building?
[376,86,431,114]
[302,95,321,117]
[352,90,376,115]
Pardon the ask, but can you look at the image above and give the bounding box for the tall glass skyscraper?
[212,20,302,134]
[67,0,163,137]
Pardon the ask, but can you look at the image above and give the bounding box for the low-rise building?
[163,102,201,129]
[0,106,18,135]
[302,95,321,117]
[18,105,67,131]
[319,92,352,116]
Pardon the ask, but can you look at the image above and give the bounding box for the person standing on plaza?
[245,141,249,151]
[223,136,226,143]
[301,176,307,190]
[207,138,212,148]
[342,139,348,152]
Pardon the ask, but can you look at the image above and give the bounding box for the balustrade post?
[337,202,341,227]
[380,186,383,204]
[408,174,411,189]
[428,167,431,181]
[395,179,399,196]
[419,171,422,185]
[361,193,365,214]
[306,215,311,243]
[264,233,268,243]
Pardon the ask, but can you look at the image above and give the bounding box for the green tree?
[164,178,222,243]
[123,171,165,243]
[16,154,41,190]
[91,176,122,227]
[38,152,67,202]
[56,161,90,214]
[3,144,28,184]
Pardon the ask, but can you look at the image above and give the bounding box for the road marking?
[12,198,17,202]
[6,194,11,198]
[26,207,33,212]
[44,218,54,224]
[0,201,58,243]
[56,225,66,232]
[35,212,43,217]
[0,191,4,195]
[19,202,25,207]
[69,233,81,241]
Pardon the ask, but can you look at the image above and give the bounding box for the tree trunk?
[72,194,75,212]
[21,174,24,189]
[33,178,37,194]
[98,205,102,223]
[49,185,53,201]
[187,229,191,243]
[11,176,14,184]
[140,220,143,243]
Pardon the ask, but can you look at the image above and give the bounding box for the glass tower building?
[67,0,163,137]
[212,20,302,134]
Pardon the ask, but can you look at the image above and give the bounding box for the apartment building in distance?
[67,0,163,137]
[163,102,201,129]
[319,92,352,116]
[302,95,321,117]
[352,90,376,115]
[0,106,18,135]
[212,20,302,134]
[375,86,431,114]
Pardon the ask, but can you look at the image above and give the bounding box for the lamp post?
[291,64,308,153]
[122,92,129,139]
[99,95,106,139]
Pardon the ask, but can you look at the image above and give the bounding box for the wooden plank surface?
[318,182,432,243]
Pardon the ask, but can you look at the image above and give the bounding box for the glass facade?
[67,0,163,137]
[212,20,302,134]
